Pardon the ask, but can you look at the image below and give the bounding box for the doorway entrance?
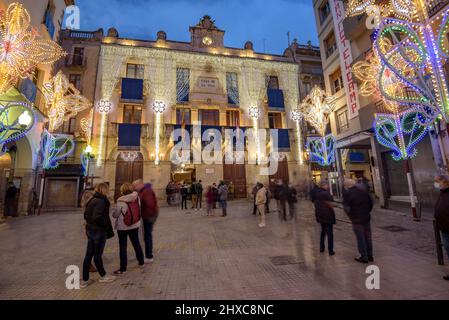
[114,152,143,200]
[223,163,247,198]
[269,158,290,185]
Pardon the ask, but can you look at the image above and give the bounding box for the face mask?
[434,182,441,190]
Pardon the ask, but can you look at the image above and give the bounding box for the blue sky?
[75,0,318,55]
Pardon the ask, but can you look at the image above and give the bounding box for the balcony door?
[199,109,219,126]
[114,152,143,200]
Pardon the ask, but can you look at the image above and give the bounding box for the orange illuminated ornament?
[0,2,66,94]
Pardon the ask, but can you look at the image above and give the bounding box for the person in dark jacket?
[133,179,159,263]
[314,181,336,256]
[343,178,374,264]
[275,180,291,221]
[434,174,449,281]
[81,183,116,288]
[4,182,18,217]
[180,183,189,210]
[309,182,320,204]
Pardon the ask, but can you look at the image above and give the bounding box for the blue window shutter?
[121,78,143,100]
[274,129,290,150]
[267,89,285,109]
[118,124,141,148]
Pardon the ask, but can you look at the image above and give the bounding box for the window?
[43,1,55,39]
[319,0,331,24]
[226,72,239,105]
[72,47,84,66]
[176,108,191,125]
[123,105,142,124]
[324,32,337,58]
[61,117,76,134]
[226,110,240,127]
[268,113,283,129]
[199,110,220,126]
[69,74,82,91]
[303,82,312,95]
[126,64,144,79]
[267,76,279,90]
[176,68,190,102]
[336,108,349,133]
[330,69,344,94]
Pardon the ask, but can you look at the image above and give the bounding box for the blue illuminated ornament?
[41,129,75,170]
[0,101,35,152]
[307,134,336,167]
[375,110,430,161]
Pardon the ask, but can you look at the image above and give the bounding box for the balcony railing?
[68,30,96,39]
[65,55,87,68]
[427,0,449,17]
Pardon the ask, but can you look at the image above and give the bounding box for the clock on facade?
[202,36,213,46]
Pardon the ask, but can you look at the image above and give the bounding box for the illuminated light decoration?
[0,3,66,94]
[345,0,417,20]
[43,71,91,132]
[0,101,35,151]
[153,100,166,165]
[40,129,75,170]
[81,146,93,177]
[307,135,336,167]
[290,109,304,165]
[290,110,302,122]
[120,151,139,162]
[375,110,430,160]
[248,106,260,119]
[96,99,112,114]
[80,109,93,144]
[298,86,336,137]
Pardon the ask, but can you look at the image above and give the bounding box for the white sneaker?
[259,223,266,228]
[144,258,154,264]
[80,279,95,288]
[99,275,117,283]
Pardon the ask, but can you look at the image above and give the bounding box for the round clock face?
[202,36,213,46]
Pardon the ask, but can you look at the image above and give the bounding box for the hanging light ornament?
[345,0,417,20]
[152,100,166,113]
[41,129,75,170]
[248,106,260,119]
[43,71,92,132]
[153,100,166,165]
[0,2,66,94]
[0,101,35,151]
[96,99,112,114]
[299,86,336,167]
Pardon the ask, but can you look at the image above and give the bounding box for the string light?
[345,0,417,20]
[43,71,91,132]
[0,2,66,94]
[0,101,35,151]
[307,135,336,167]
[41,129,75,170]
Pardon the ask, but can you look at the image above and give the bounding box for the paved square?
[0,200,448,299]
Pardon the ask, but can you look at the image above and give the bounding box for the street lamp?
[18,111,32,127]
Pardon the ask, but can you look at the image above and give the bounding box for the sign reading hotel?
[329,0,360,119]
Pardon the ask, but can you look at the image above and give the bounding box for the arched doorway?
[269,158,290,185]
[0,152,12,215]
[114,151,143,200]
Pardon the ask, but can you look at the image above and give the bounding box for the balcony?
[121,78,144,102]
[342,13,367,41]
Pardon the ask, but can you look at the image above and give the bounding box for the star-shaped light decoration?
[298,86,336,137]
[290,110,302,122]
[96,99,112,114]
[345,0,416,20]
[0,3,66,94]
[43,71,91,132]
[152,100,166,113]
[248,106,260,119]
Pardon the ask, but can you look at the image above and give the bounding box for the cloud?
[77,0,318,54]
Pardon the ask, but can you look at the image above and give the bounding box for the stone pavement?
[0,199,448,300]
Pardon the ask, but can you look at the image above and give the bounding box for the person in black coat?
[314,181,336,255]
[434,175,449,281]
[343,179,374,264]
[309,182,320,204]
[81,183,116,287]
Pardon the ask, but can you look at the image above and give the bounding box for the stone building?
[0,0,72,215]
[51,15,310,205]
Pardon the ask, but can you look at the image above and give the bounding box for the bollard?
[433,220,445,266]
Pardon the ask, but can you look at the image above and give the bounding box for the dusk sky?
[76,0,318,55]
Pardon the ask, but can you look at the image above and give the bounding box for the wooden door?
[115,153,143,200]
[269,159,290,185]
[223,163,247,198]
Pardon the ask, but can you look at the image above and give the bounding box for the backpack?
[122,199,141,226]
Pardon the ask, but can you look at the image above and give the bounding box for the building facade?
[50,15,313,205]
[0,0,72,215]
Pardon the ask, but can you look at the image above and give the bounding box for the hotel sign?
[329,0,360,119]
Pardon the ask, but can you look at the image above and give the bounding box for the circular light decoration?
[120,151,139,162]
[97,99,112,114]
[18,111,32,126]
[291,110,302,122]
[152,100,167,113]
[248,106,260,119]
[202,36,213,46]
[0,101,35,152]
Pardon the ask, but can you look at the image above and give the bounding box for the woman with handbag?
[81,183,116,288]
[112,183,145,275]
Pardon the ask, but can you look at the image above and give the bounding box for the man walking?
[218,181,229,217]
[190,180,199,210]
[343,178,374,264]
[133,179,159,263]
[255,183,267,228]
[180,183,188,210]
[434,174,449,281]
[197,180,203,210]
[314,181,336,256]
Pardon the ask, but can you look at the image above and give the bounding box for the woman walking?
[81,183,116,288]
[206,186,215,216]
[112,183,145,275]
